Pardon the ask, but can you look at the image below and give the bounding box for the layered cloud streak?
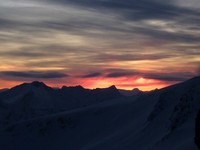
[0,0,199,89]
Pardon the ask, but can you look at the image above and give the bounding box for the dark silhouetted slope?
[0,77,200,150]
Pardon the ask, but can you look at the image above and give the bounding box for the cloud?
[0,0,200,89]
[133,26,200,43]
[0,45,76,58]
[79,72,102,78]
[196,67,200,75]
[104,68,194,82]
[0,50,47,58]
[42,0,200,20]
[0,71,68,79]
[0,0,199,54]
[143,72,194,82]
[106,71,136,78]
[94,53,173,62]
[1,0,199,43]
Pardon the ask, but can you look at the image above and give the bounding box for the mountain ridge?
[0,76,200,150]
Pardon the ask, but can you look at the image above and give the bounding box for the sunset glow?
[0,0,199,90]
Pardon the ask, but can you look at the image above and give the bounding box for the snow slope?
[0,77,200,150]
[0,88,8,93]
[119,88,144,96]
[0,81,123,126]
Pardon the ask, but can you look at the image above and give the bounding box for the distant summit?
[0,81,123,123]
[132,88,143,94]
[0,88,8,93]
[30,81,47,87]
[119,88,144,96]
[61,85,85,90]
[108,85,117,90]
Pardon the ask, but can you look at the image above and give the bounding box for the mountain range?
[118,88,145,96]
[0,77,200,150]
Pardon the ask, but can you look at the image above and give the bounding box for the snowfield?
[0,77,200,150]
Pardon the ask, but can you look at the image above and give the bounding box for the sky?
[0,0,200,90]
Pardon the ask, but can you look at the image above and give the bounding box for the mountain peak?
[61,85,85,90]
[118,88,143,96]
[132,88,140,92]
[189,76,200,82]
[0,88,8,93]
[31,81,47,87]
[108,85,117,90]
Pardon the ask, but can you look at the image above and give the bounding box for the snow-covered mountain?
[195,111,200,149]
[0,77,200,150]
[0,81,123,126]
[119,88,144,96]
[0,88,8,93]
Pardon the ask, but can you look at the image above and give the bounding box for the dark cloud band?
[0,71,68,79]
[79,72,102,78]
